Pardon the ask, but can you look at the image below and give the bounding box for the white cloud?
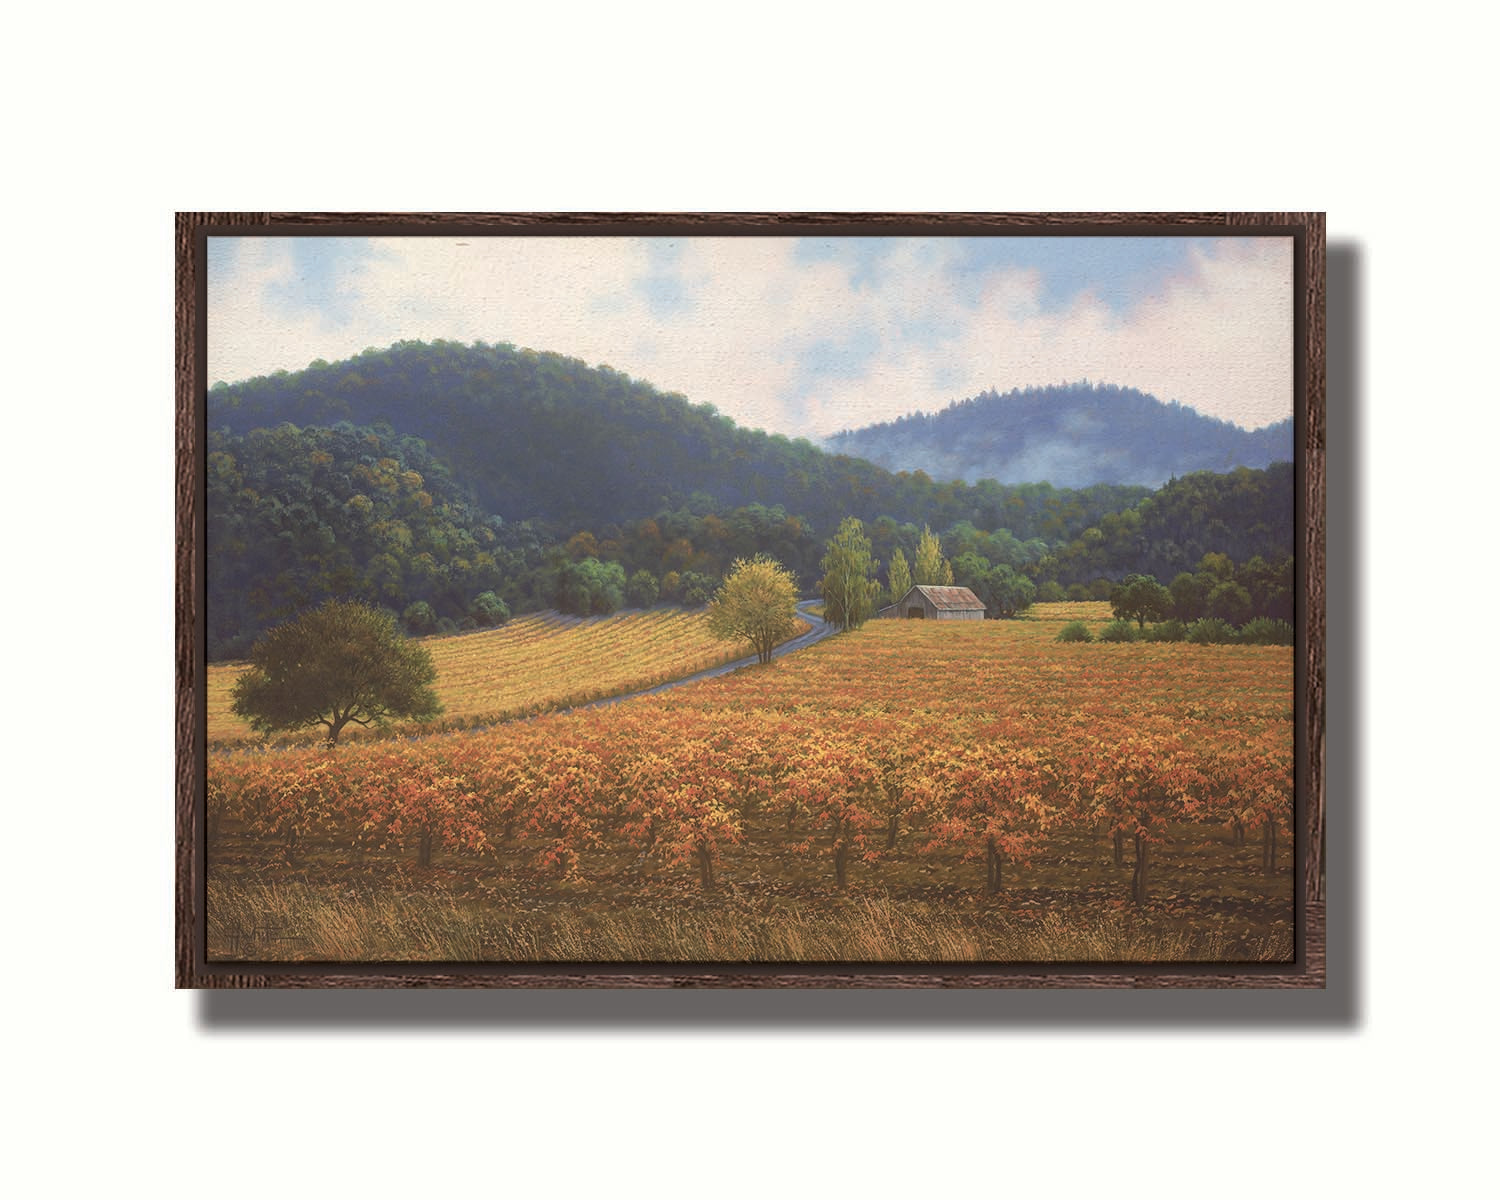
[778,237,1292,435]
[208,240,330,379]
[208,234,1292,438]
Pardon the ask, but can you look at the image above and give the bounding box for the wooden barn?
[879,584,986,621]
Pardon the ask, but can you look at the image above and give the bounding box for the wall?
[8,11,1490,1200]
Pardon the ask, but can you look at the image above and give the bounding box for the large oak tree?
[231,599,442,746]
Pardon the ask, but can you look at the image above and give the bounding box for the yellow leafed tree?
[888,547,913,603]
[913,525,953,586]
[706,556,800,664]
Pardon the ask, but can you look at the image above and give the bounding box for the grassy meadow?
[207,603,1295,964]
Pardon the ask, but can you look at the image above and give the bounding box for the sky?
[208,233,1293,439]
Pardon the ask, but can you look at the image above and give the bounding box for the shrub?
[402,600,438,634]
[626,570,660,610]
[1098,619,1139,643]
[554,557,626,616]
[1186,617,1236,645]
[678,571,718,608]
[1142,618,1187,643]
[469,590,511,628]
[1237,617,1295,646]
[1056,620,1094,643]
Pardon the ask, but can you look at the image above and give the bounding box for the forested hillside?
[208,341,1149,540]
[1043,463,1295,586]
[205,341,1297,658]
[206,424,551,658]
[825,382,1293,488]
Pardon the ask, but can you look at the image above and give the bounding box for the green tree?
[985,563,1037,618]
[230,599,442,746]
[468,591,511,627]
[402,600,438,634]
[1110,573,1171,629]
[819,517,881,631]
[950,551,992,597]
[554,557,626,615]
[1036,580,1067,603]
[913,524,952,586]
[888,547,913,604]
[626,569,660,609]
[706,556,800,664]
[1168,571,1206,621]
[1197,552,1235,581]
[1206,579,1254,625]
[678,570,717,607]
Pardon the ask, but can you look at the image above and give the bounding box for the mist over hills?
[823,382,1293,489]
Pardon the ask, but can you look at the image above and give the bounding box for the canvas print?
[200,227,1299,966]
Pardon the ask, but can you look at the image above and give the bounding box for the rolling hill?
[823,382,1293,489]
[204,342,1296,657]
[207,340,1150,542]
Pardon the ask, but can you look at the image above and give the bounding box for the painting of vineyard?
[200,227,1299,965]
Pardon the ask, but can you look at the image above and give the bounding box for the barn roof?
[904,585,985,611]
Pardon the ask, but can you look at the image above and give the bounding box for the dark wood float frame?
[176,211,1325,990]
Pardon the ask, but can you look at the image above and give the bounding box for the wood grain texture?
[176,212,1327,990]
[262,211,1233,233]
[175,213,269,989]
[1228,214,1326,922]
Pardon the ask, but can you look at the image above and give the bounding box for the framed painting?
[176,211,1324,988]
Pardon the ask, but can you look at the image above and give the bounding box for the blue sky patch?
[794,236,1214,315]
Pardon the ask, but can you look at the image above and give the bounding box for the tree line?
[825,380,1294,490]
[208,338,1152,543]
[209,422,1295,659]
[1041,463,1294,586]
[205,341,1296,658]
[1109,552,1294,627]
[206,423,549,659]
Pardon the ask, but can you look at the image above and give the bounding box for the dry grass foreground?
[207,603,1294,964]
[208,877,1282,964]
[206,606,807,745]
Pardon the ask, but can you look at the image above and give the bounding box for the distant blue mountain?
[823,382,1294,489]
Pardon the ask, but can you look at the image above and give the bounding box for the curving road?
[411,601,837,740]
[564,599,836,715]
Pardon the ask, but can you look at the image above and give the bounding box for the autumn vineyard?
[207,607,808,745]
[207,603,1294,963]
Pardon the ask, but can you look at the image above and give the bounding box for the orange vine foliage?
[209,617,1294,899]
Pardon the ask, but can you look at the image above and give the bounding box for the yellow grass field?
[206,607,808,744]
[1021,599,1113,624]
